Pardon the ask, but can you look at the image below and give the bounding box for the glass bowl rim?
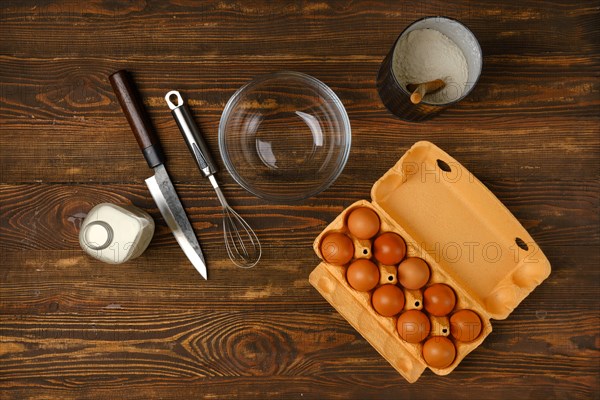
[218,70,352,203]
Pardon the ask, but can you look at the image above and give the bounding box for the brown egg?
[424,283,456,316]
[347,207,380,239]
[346,259,380,292]
[320,232,354,265]
[422,336,456,369]
[371,284,405,317]
[373,232,406,265]
[397,310,431,343]
[398,257,430,289]
[450,309,482,342]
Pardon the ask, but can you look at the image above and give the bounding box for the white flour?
[392,28,468,104]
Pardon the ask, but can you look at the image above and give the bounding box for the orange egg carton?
[309,141,551,383]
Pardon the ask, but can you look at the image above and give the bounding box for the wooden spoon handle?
[407,79,446,104]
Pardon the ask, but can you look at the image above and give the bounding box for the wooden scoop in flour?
[407,79,446,104]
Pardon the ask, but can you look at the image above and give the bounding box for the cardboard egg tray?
[309,141,551,383]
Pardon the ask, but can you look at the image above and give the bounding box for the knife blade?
[109,70,208,279]
[146,165,207,279]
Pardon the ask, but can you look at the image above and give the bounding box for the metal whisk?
[165,91,261,268]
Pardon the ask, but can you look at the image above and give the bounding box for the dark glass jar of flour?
[377,17,482,122]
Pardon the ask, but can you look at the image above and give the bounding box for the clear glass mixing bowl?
[219,71,351,202]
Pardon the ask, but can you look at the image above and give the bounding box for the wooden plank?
[0,244,597,313]
[0,375,597,400]
[1,121,598,184]
[0,308,598,399]
[0,0,598,57]
[1,179,597,251]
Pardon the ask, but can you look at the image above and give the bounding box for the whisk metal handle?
[165,90,218,177]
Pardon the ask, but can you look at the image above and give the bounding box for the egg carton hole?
[436,159,452,172]
[515,237,528,251]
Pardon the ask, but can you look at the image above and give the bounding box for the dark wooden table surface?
[1,1,599,399]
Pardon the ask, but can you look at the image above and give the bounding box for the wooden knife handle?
[109,70,164,168]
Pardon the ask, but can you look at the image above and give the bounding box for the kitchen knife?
[109,70,208,280]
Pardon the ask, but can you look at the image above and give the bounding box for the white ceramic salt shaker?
[79,203,155,264]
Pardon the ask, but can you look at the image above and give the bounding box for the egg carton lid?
[370,141,551,320]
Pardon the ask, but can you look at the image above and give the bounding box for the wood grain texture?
[1,179,598,251]
[1,0,599,399]
[1,56,599,183]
